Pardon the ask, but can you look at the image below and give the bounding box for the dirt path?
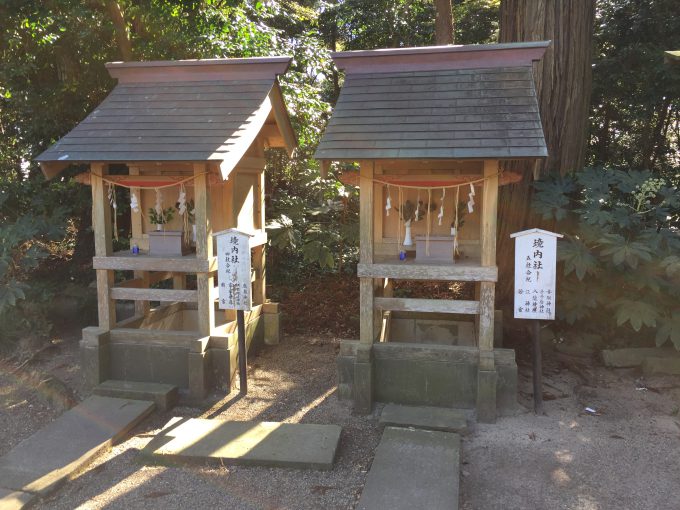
[2,333,679,509]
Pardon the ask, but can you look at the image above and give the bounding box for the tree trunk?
[434,0,454,45]
[495,0,595,304]
[104,0,132,61]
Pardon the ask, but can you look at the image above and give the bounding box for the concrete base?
[80,303,272,401]
[93,380,178,412]
[337,341,518,418]
[143,417,342,470]
[357,427,460,510]
[380,404,469,434]
[0,396,153,497]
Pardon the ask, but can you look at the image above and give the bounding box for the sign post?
[215,228,253,394]
[511,228,563,415]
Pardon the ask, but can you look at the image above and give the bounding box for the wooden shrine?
[36,57,296,400]
[316,42,549,422]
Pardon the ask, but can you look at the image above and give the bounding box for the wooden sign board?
[511,228,563,320]
[215,228,253,311]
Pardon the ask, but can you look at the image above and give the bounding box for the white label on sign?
[513,231,558,320]
[216,231,252,311]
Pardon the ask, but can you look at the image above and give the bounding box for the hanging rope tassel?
[426,189,432,257]
[177,184,190,244]
[454,186,460,257]
[438,187,445,226]
[386,185,392,217]
[107,183,118,241]
[398,186,403,254]
[415,189,421,221]
[467,182,475,214]
[130,192,139,213]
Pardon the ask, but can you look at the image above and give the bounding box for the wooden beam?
[481,160,498,267]
[91,163,115,329]
[269,83,297,156]
[375,297,480,314]
[359,160,375,344]
[93,254,217,273]
[109,328,199,347]
[260,124,285,148]
[359,161,374,265]
[110,287,198,302]
[194,162,215,336]
[40,162,69,180]
[478,281,495,356]
[96,269,116,329]
[91,165,112,257]
[357,262,497,282]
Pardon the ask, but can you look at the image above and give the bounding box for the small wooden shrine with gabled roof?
[36,57,296,401]
[316,42,549,422]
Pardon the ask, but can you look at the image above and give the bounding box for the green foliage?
[148,206,175,226]
[533,166,680,349]
[0,177,89,345]
[589,0,680,172]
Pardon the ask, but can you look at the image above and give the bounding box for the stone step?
[142,417,342,470]
[0,396,154,507]
[380,404,470,434]
[93,380,178,412]
[357,427,460,510]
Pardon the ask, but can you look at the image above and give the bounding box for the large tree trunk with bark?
[495,0,595,304]
[434,0,454,45]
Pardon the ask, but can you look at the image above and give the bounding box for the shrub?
[533,166,680,349]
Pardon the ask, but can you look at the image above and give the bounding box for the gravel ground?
[2,333,680,510]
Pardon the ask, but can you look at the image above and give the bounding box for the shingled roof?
[315,42,549,161]
[37,57,296,179]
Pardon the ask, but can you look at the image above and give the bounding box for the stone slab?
[642,357,680,376]
[601,348,679,368]
[357,427,460,510]
[380,404,469,434]
[143,418,342,470]
[0,396,154,495]
[93,380,178,412]
[0,488,35,510]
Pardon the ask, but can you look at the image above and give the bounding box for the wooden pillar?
[194,163,215,336]
[477,159,499,423]
[478,159,499,353]
[129,165,150,317]
[355,160,375,415]
[359,161,375,344]
[91,163,116,329]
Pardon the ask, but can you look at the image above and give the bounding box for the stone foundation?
[337,341,518,418]
[81,304,278,401]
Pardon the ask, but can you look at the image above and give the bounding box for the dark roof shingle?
[316,43,548,161]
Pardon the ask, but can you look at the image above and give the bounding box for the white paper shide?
[215,229,252,311]
[511,228,563,320]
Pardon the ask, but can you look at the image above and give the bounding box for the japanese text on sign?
[511,229,562,320]
[215,229,252,311]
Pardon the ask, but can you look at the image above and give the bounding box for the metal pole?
[532,319,544,415]
[237,309,247,394]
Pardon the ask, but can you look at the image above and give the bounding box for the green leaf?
[655,313,680,349]
[611,299,658,331]
[558,237,598,280]
[661,255,680,277]
[599,234,653,269]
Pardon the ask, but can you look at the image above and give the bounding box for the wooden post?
[194,163,214,336]
[91,163,116,329]
[532,320,544,415]
[477,159,499,423]
[129,166,150,317]
[359,161,375,344]
[478,160,499,353]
